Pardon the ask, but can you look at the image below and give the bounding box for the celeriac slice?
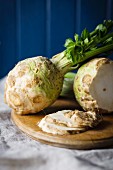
[38,110,102,135]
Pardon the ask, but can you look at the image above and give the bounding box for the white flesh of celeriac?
[90,62,113,112]
[38,110,102,135]
[74,58,113,113]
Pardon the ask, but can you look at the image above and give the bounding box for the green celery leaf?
[74,34,79,43]
[81,28,90,40]
[64,38,74,48]
[104,20,113,32]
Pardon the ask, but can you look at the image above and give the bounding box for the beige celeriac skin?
[38,109,102,135]
[5,56,63,114]
[74,58,113,113]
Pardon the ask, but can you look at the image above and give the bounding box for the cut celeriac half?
[38,110,102,135]
[74,58,113,113]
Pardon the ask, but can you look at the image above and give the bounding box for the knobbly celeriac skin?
[74,58,112,113]
[5,56,63,115]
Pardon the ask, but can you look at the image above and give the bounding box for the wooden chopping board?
[11,97,113,149]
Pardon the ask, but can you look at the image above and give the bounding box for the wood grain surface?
[11,97,113,149]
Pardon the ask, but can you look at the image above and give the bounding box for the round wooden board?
[11,97,113,149]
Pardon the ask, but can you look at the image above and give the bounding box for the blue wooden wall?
[0,0,113,78]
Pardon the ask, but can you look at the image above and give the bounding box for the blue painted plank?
[50,0,76,57]
[77,0,113,60]
[0,0,16,78]
[111,0,113,20]
[20,0,46,60]
[45,0,51,57]
[106,0,112,19]
[79,0,107,33]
